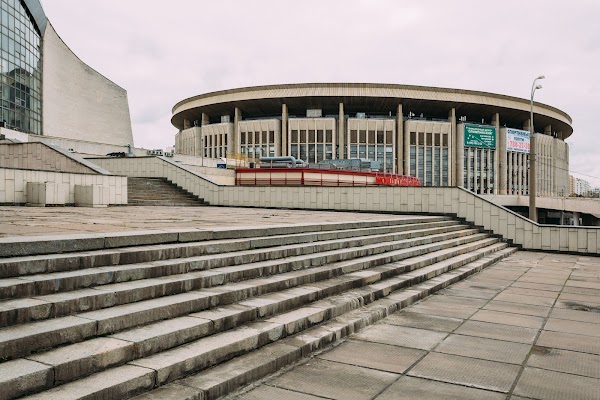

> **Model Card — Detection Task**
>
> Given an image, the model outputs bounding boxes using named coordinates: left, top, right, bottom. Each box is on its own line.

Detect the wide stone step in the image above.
left=0, top=219, right=456, bottom=279
left=13, top=246, right=515, bottom=400
left=0, top=216, right=450, bottom=259
left=0, top=229, right=484, bottom=327
left=0, top=234, right=493, bottom=361
left=0, top=222, right=464, bottom=299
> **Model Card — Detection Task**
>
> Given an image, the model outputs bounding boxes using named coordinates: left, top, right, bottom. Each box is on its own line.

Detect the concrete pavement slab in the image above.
left=454, top=321, right=538, bottom=344
left=549, top=307, right=600, bottom=324
left=565, top=280, right=600, bottom=290
left=418, top=294, right=489, bottom=308
left=503, top=287, right=560, bottom=299
left=407, top=302, right=480, bottom=319
left=469, top=309, right=545, bottom=329
left=514, top=367, right=600, bottom=400
left=558, top=292, right=600, bottom=305
left=544, top=318, right=600, bottom=338
left=318, top=340, right=425, bottom=373
left=352, top=324, right=448, bottom=350
left=536, top=330, right=600, bottom=355
left=527, top=347, right=600, bottom=379
left=510, top=281, right=563, bottom=292
left=482, top=300, right=550, bottom=317
left=374, top=376, right=506, bottom=400
left=268, top=359, right=398, bottom=400
left=492, top=292, right=555, bottom=307
left=516, top=276, right=568, bottom=286
left=407, top=352, right=520, bottom=393
left=562, top=286, right=600, bottom=296
left=435, top=334, right=531, bottom=364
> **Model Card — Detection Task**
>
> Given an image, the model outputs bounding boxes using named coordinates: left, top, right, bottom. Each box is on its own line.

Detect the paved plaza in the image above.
left=233, top=251, right=600, bottom=400
left=0, top=206, right=394, bottom=237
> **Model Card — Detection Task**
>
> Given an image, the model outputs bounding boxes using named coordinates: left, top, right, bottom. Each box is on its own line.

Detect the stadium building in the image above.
left=173, top=83, right=571, bottom=198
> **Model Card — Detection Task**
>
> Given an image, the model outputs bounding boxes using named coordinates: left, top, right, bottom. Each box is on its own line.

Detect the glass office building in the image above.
left=0, top=0, right=42, bottom=134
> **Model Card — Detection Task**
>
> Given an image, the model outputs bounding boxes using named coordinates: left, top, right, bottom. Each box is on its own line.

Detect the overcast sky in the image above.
left=41, top=0, right=600, bottom=186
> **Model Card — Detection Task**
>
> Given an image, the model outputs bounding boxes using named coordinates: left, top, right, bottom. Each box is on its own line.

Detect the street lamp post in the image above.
left=529, top=75, right=545, bottom=222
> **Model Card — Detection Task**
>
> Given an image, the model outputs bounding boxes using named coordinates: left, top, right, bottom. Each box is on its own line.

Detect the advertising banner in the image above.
left=464, top=124, right=496, bottom=149
left=506, top=128, right=530, bottom=153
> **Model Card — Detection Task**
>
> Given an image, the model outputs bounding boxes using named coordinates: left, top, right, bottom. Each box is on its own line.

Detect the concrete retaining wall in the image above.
left=0, top=167, right=127, bottom=205
left=94, top=156, right=600, bottom=254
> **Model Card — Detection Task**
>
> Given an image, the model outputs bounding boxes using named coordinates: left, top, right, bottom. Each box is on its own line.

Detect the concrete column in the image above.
left=338, top=103, right=345, bottom=160
left=281, top=104, right=288, bottom=156
left=523, top=119, right=531, bottom=131
left=193, top=127, right=201, bottom=157
left=403, top=120, right=410, bottom=175
left=492, top=113, right=501, bottom=195
left=455, top=117, right=463, bottom=187
left=234, top=108, right=241, bottom=155
left=183, top=119, right=191, bottom=129
left=396, top=104, right=403, bottom=174
left=449, top=108, right=457, bottom=186
left=201, top=113, right=209, bottom=126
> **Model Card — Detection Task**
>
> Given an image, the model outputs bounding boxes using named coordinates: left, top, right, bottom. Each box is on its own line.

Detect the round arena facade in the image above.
left=172, top=83, right=572, bottom=197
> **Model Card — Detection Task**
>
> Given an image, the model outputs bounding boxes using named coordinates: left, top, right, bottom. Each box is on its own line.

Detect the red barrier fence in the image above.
left=236, top=168, right=421, bottom=187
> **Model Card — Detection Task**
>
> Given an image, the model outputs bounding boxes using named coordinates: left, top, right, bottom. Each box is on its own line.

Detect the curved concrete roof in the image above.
left=23, top=0, right=47, bottom=34
left=172, top=83, right=573, bottom=139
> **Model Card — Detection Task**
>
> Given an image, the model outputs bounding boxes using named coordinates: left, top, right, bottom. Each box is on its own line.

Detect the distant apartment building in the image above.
left=574, top=177, right=591, bottom=196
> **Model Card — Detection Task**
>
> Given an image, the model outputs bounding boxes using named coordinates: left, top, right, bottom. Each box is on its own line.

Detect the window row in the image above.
left=240, top=131, right=275, bottom=145
left=409, top=132, right=449, bottom=147
left=290, top=130, right=334, bottom=143
left=348, top=130, right=393, bottom=144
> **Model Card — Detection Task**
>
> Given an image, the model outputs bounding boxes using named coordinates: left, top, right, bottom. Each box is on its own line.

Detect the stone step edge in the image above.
left=12, top=246, right=514, bottom=400
left=0, top=223, right=467, bottom=300
left=0, top=230, right=487, bottom=328
left=0, top=216, right=452, bottom=258
left=135, top=247, right=518, bottom=400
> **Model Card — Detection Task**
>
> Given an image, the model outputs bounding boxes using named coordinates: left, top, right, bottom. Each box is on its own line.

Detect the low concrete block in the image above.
left=74, top=185, right=108, bottom=207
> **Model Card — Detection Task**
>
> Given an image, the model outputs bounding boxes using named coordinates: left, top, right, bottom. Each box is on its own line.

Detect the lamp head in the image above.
left=538, top=75, right=545, bottom=80
left=536, top=84, right=543, bottom=90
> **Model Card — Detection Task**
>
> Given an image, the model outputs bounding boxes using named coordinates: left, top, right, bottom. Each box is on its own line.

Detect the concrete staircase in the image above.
left=127, top=177, right=207, bottom=206
left=0, top=217, right=516, bottom=400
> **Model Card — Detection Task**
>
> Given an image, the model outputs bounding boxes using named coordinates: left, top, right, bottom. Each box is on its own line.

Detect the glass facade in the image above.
left=0, top=0, right=42, bottom=134
left=409, top=129, right=449, bottom=186
left=464, top=148, right=496, bottom=194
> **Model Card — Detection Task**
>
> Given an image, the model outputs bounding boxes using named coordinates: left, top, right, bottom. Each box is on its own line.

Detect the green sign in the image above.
left=464, top=124, right=496, bottom=149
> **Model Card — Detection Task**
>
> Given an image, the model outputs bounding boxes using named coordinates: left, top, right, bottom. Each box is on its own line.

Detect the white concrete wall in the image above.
left=0, top=168, right=127, bottom=205
left=89, top=157, right=600, bottom=254
left=42, top=23, right=133, bottom=147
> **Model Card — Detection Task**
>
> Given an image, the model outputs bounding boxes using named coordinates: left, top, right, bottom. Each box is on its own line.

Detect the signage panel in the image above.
left=506, top=128, right=530, bottom=153
left=464, top=124, right=496, bottom=149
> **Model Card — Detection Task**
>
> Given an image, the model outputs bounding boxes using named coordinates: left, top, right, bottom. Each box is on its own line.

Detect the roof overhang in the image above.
left=23, top=0, right=47, bottom=34
left=172, top=83, right=573, bottom=139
